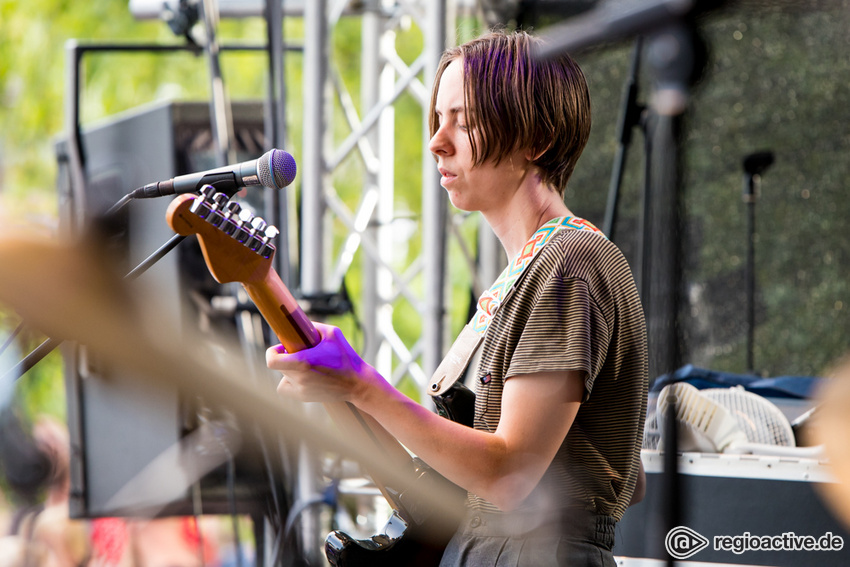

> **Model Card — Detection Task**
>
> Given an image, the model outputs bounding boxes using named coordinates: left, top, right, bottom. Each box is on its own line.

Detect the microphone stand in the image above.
left=537, top=0, right=716, bottom=378
left=603, top=38, right=646, bottom=242
left=643, top=24, right=704, bottom=566
left=198, top=0, right=236, bottom=166
left=742, top=151, right=774, bottom=374
left=643, top=17, right=707, bottom=377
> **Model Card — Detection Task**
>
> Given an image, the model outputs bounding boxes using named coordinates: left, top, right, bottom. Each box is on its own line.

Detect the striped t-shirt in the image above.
left=467, top=227, right=648, bottom=522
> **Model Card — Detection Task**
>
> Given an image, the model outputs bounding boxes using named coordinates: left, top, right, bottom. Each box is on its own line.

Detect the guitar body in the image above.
left=325, top=455, right=467, bottom=567
left=432, top=382, right=475, bottom=428
left=327, top=383, right=474, bottom=566
left=326, top=513, right=447, bottom=567
left=165, top=188, right=468, bottom=566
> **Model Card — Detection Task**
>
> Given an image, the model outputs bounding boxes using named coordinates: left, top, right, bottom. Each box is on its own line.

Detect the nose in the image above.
left=428, top=122, right=451, bottom=157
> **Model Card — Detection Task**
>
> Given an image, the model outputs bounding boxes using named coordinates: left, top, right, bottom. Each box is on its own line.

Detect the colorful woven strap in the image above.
left=470, top=216, right=603, bottom=335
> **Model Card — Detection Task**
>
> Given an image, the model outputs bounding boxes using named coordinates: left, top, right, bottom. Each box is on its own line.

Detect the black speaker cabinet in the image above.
left=55, top=100, right=275, bottom=519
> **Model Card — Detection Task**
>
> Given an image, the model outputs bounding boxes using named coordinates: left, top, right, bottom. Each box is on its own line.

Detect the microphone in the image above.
left=743, top=151, right=775, bottom=176
left=131, top=148, right=297, bottom=199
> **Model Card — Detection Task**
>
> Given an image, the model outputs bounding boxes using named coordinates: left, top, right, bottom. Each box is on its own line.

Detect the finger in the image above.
left=276, top=375, right=294, bottom=396
left=266, top=344, right=290, bottom=369
left=313, top=321, right=341, bottom=339
left=276, top=375, right=317, bottom=403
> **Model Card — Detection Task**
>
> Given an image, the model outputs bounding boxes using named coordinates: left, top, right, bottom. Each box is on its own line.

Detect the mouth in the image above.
left=438, top=167, right=457, bottom=185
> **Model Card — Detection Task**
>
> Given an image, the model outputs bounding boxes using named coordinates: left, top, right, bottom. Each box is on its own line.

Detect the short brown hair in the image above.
left=428, top=30, right=591, bottom=196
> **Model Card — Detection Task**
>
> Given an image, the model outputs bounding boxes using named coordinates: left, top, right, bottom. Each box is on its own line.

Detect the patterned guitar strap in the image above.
left=428, top=216, right=604, bottom=399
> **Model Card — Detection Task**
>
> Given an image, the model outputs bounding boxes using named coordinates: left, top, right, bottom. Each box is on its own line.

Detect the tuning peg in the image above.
left=190, top=199, right=211, bottom=219
left=199, top=185, right=217, bottom=201
left=263, top=225, right=280, bottom=241
left=255, top=224, right=278, bottom=258
left=212, top=192, right=230, bottom=208
left=250, top=217, right=268, bottom=234
left=232, top=208, right=253, bottom=244
left=206, top=192, right=230, bottom=228
left=190, top=185, right=217, bottom=219
left=245, top=217, right=267, bottom=253
left=220, top=201, right=241, bottom=237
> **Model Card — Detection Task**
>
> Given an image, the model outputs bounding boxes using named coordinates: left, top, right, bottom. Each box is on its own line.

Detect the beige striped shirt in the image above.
left=467, top=228, right=648, bottom=521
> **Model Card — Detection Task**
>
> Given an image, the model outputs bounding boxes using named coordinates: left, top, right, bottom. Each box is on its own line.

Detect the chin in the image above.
left=449, top=200, right=475, bottom=213
left=446, top=192, right=476, bottom=213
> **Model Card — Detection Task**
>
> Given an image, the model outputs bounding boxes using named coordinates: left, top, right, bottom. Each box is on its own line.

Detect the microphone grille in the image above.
left=258, top=149, right=297, bottom=190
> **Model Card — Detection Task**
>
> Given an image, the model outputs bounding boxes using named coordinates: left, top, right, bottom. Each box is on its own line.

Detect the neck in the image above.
left=485, top=183, right=573, bottom=260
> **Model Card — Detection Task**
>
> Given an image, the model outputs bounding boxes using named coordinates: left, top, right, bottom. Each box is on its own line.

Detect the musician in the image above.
left=268, top=29, right=647, bottom=566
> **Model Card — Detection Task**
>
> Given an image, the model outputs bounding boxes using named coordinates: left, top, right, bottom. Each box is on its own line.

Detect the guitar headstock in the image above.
left=166, top=186, right=280, bottom=285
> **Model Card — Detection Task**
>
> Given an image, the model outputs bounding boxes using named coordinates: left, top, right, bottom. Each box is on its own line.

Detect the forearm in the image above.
left=268, top=325, right=579, bottom=511
left=351, top=368, right=565, bottom=511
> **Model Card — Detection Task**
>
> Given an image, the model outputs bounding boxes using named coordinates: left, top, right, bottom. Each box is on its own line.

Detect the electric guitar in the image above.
left=165, top=187, right=465, bottom=566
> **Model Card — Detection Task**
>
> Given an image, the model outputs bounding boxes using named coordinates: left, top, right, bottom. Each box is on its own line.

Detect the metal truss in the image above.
left=299, top=0, right=488, bottom=400
left=294, top=3, right=501, bottom=561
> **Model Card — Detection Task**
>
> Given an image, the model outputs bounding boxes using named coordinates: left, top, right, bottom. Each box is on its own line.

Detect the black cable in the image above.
left=275, top=486, right=336, bottom=567
left=339, top=278, right=363, bottom=349
left=257, top=428, right=283, bottom=526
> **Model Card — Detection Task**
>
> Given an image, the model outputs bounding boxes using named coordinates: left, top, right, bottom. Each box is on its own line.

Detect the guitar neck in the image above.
left=241, top=269, right=415, bottom=507
left=165, top=191, right=417, bottom=514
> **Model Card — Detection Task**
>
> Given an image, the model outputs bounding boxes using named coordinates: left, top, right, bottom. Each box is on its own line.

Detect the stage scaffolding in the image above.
left=300, top=0, right=451, bottom=397
left=292, top=0, right=502, bottom=399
